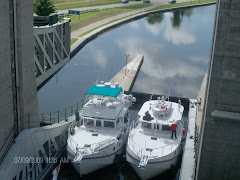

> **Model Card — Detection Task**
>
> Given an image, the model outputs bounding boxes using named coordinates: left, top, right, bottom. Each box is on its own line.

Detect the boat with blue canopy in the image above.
left=67, top=81, right=136, bottom=177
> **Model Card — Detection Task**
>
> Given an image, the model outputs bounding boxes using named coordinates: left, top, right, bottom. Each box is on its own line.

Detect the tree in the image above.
left=34, top=0, right=56, bottom=16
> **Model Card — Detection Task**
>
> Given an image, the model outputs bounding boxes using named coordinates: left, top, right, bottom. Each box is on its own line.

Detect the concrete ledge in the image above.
left=179, top=99, right=197, bottom=180
left=110, top=54, right=144, bottom=93
left=70, top=2, right=216, bottom=58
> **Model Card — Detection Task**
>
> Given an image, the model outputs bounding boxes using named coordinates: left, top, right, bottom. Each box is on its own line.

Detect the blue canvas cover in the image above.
left=86, top=85, right=122, bottom=98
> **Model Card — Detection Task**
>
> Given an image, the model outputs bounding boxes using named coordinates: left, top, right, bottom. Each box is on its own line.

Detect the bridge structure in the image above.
left=33, top=16, right=71, bottom=88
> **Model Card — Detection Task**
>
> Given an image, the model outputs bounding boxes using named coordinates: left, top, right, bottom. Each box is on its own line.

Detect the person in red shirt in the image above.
left=170, top=121, right=177, bottom=139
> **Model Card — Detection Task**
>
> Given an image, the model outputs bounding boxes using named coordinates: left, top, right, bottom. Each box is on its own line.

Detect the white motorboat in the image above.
left=126, top=96, right=184, bottom=180
left=67, top=81, right=136, bottom=177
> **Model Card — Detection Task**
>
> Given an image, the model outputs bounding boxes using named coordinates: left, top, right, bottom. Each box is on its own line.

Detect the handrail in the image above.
left=0, top=98, right=85, bottom=165
left=128, top=121, right=183, bottom=160
left=68, top=124, right=127, bottom=155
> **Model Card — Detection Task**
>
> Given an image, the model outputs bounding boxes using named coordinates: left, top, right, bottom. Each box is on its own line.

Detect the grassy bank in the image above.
left=145, top=0, right=216, bottom=12
left=64, top=4, right=152, bottom=32
left=71, top=0, right=216, bottom=44
left=71, top=38, right=78, bottom=45
left=55, top=0, right=121, bottom=10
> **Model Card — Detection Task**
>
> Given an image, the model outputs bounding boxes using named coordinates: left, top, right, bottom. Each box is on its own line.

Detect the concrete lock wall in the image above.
left=0, top=0, right=39, bottom=161
left=196, top=0, right=240, bottom=179
left=0, top=0, right=16, bottom=160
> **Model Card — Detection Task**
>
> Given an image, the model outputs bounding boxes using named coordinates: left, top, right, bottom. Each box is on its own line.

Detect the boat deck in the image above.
left=129, top=127, right=179, bottom=158
left=69, top=126, right=119, bottom=152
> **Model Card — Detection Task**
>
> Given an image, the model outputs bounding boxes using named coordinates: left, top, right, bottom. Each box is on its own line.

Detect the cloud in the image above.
left=145, top=21, right=164, bottom=36
left=191, top=56, right=210, bottom=63
left=115, top=35, right=205, bottom=98
left=163, top=12, right=196, bottom=45
left=128, top=21, right=140, bottom=29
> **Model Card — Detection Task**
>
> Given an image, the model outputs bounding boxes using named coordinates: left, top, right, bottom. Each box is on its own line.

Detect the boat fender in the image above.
left=114, top=154, right=120, bottom=164
left=124, top=113, right=130, bottom=123
left=117, top=133, right=122, bottom=140
left=70, top=128, right=75, bottom=135
left=183, top=128, right=185, bottom=134
left=121, top=126, right=127, bottom=133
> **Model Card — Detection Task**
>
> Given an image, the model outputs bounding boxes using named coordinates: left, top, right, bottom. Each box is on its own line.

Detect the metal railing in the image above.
left=128, top=121, right=183, bottom=160
left=68, top=121, right=130, bottom=157
left=0, top=98, right=86, bottom=165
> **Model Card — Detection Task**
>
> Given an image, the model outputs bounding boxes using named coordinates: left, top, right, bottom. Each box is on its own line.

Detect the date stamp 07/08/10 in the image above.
left=14, top=157, right=58, bottom=164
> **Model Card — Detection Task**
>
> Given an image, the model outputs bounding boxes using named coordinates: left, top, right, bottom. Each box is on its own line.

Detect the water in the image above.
left=38, top=5, right=216, bottom=114
left=39, top=5, right=216, bottom=180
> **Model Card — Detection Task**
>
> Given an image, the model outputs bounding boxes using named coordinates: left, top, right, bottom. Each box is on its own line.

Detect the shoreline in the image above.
left=70, top=2, right=216, bottom=58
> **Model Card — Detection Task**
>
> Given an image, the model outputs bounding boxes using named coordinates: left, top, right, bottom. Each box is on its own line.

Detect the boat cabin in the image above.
left=140, top=120, right=172, bottom=132
left=78, top=116, right=126, bottom=129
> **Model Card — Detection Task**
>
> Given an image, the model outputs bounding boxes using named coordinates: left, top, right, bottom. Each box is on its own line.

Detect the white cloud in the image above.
left=128, top=21, right=140, bottom=29
left=164, top=12, right=196, bottom=45
left=145, top=21, right=164, bottom=36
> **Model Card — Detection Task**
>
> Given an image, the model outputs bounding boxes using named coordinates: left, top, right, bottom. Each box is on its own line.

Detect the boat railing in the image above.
left=68, top=124, right=127, bottom=155
left=128, top=121, right=183, bottom=160
left=69, top=135, right=117, bottom=156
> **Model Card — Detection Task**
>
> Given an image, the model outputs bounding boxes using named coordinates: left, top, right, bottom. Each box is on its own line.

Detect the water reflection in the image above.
left=37, top=5, right=216, bottom=114
left=147, top=14, right=164, bottom=25
left=171, top=8, right=193, bottom=29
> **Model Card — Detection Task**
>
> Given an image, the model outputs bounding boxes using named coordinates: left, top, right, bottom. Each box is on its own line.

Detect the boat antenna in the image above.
left=95, top=74, right=101, bottom=85
left=168, top=89, right=170, bottom=101
left=149, top=89, right=154, bottom=100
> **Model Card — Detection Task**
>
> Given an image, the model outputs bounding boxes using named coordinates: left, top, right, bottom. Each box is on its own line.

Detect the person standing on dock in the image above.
left=75, top=108, right=80, bottom=127
left=170, top=121, right=177, bottom=139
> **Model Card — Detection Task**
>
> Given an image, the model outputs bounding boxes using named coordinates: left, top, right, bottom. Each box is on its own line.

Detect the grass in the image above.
left=145, top=0, right=216, bottom=12
left=55, top=0, right=122, bottom=10
left=63, top=4, right=152, bottom=32
left=71, top=38, right=79, bottom=45
left=78, top=12, right=139, bottom=37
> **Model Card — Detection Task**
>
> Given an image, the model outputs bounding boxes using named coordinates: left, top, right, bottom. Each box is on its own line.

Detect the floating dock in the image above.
left=110, top=54, right=144, bottom=93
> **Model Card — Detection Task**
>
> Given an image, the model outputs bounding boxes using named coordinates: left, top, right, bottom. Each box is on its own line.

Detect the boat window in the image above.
left=154, top=124, right=160, bottom=130
left=80, top=119, right=83, bottom=126
left=84, top=119, right=94, bottom=126
left=142, top=122, right=151, bottom=129
left=162, top=125, right=171, bottom=131
left=104, top=121, right=114, bottom=128
left=116, top=118, right=120, bottom=127
left=96, top=120, right=101, bottom=127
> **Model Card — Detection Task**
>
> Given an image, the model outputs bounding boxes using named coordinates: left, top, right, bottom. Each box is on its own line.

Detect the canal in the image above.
left=38, top=4, right=216, bottom=115
left=40, top=4, right=216, bottom=180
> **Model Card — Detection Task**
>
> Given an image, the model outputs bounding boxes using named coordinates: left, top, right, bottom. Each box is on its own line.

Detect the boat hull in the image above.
left=126, top=145, right=181, bottom=180
left=67, top=133, right=128, bottom=177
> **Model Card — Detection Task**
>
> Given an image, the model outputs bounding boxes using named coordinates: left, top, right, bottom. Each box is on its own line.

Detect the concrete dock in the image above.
left=179, top=74, right=208, bottom=180
left=196, top=74, right=208, bottom=133
left=179, top=99, right=197, bottom=180
left=110, top=54, right=144, bottom=93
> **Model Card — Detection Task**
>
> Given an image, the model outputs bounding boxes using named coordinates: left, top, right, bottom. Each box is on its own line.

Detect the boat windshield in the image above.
left=142, top=121, right=151, bottom=129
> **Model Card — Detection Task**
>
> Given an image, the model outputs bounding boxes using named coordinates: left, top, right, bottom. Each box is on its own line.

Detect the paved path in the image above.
left=56, top=1, right=146, bottom=14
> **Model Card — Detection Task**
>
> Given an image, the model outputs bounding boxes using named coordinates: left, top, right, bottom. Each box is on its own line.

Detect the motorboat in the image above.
left=67, top=81, right=136, bottom=177
left=126, top=96, right=184, bottom=179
